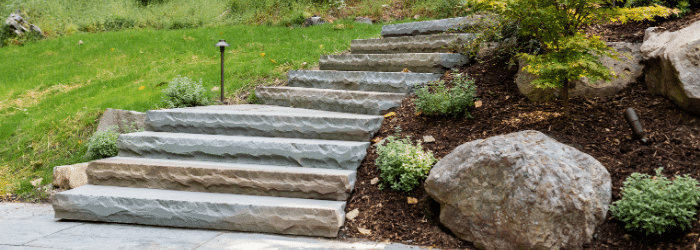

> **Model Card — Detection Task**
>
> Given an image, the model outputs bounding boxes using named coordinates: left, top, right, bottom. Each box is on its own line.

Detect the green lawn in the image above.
left=0, top=22, right=381, bottom=195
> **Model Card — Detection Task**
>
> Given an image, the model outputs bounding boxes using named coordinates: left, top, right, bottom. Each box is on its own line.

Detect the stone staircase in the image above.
left=52, top=16, right=478, bottom=238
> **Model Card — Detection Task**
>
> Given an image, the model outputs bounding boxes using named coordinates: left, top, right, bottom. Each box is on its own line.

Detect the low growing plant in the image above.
left=375, top=135, right=437, bottom=192
left=610, top=168, right=700, bottom=236
left=161, top=76, right=211, bottom=108
left=85, top=127, right=120, bottom=159
left=415, top=72, right=477, bottom=118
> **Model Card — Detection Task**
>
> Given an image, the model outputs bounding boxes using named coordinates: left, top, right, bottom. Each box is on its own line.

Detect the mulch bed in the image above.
left=341, top=10, right=700, bottom=249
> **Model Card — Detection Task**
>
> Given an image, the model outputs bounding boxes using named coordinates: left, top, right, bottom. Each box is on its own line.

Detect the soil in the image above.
left=341, top=10, right=700, bottom=250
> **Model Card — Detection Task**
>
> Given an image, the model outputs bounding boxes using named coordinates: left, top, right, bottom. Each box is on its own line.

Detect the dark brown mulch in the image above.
left=342, top=13, right=700, bottom=249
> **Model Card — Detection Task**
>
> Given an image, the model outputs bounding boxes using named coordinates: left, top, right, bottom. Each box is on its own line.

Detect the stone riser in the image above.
left=288, top=70, right=442, bottom=93
left=52, top=185, right=345, bottom=238
left=146, top=105, right=383, bottom=142
left=256, top=87, right=406, bottom=115
left=381, top=15, right=490, bottom=37
left=319, top=53, right=469, bottom=73
left=351, top=34, right=475, bottom=54
left=117, top=132, right=369, bottom=170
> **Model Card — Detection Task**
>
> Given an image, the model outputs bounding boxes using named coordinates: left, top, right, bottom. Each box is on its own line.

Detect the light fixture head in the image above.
left=215, top=39, right=230, bottom=47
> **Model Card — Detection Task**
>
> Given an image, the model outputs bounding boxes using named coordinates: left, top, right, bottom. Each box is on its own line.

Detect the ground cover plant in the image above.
left=374, top=133, right=437, bottom=192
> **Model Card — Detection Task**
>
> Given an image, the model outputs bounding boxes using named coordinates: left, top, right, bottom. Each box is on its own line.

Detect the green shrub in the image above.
left=623, top=0, right=699, bottom=16
left=610, top=168, right=700, bottom=236
left=86, top=127, right=120, bottom=159
left=104, top=16, right=136, bottom=31
left=375, top=136, right=437, bottom=192
left=161, top=76, right=211, bottom=108
left=415, top=72, right=477, bottom=118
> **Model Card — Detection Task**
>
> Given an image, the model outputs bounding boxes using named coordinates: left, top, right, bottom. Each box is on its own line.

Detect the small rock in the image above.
left=30, top=178, right=43, bottom=187
left=78, top=40, right=83, bottom=45
left=413, top=15, right=420, bottom=20
left=474, top=100, right=483, bottom=108
left=354, top=16, right=372, bottom=24
left=211, top=86, right=220, bottom=91
left=302, top=62, right=308, bottom=67
left=346, top=208, right=359, bottom=221
left=358, top=227, right=372, bottom=235
left=423, top=135, right=436, bottom=143
left=302, top=16, right=325, bottom=27
left=371, top=177, right=379, bottom=185
left=407, top=197, right=418, bottom=204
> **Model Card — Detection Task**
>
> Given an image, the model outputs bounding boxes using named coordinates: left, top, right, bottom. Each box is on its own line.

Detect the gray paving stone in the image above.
left=146, top=105, right=383, bottom=142
left=0, top=202, right=57, bottom=221
left=319, top=53, right=468, bottom=73
left=0, top=220, right=80, bottom=245
left=351, top=34, right=476, bottom=54
left=52, top=185, right=346, bottom=238
left=288, top=70, right=442, bottom=93
left=88, top=157, right=356, bottom=201
left=117, top=132, right=368, bottom=170
left=256, top=87, right=406, bottom=115
left=0, top=245, right=63, bottom=250
left=381, top=15, right=491, bottom=37
left=197, top=232, right=430, bottom=250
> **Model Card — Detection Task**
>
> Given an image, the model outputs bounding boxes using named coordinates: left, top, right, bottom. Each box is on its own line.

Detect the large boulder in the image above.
left=516, top=42, right=643, bottom=102
left=96, top=108, right=146, bottom=133
left=425, top=130, right=611, bottom=250
left=641, top=22, right=700, bottom=116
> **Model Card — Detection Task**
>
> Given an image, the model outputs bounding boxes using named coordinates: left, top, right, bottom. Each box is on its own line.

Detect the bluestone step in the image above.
left=381, top=15, right=491, bottom=37
left=256, top=86, right=406, bottom=115
left=288, top=70, right=442, bottom=93
left=52, top=185, right=345, bottom=237
left=319, top=53, right=469, bottom=73
left=351, top=34, right=476, bottom=54
left=87, top=157, right=356, bottom=201
left=117, top=132, right=368, bottom=170
left=146, top=105, right=383, bottom=142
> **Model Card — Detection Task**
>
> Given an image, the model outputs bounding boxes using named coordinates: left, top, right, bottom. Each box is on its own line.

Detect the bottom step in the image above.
left=52, top=185, right=346, bottom=237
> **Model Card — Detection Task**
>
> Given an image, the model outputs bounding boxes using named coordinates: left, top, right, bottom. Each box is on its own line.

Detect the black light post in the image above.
left=215, top=39, right=230, bottom=103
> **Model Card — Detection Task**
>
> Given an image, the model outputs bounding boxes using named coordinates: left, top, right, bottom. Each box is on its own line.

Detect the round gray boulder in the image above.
left=425, top=130, right=611, bottom=250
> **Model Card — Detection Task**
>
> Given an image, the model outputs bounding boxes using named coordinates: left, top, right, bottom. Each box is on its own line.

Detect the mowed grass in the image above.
left=0, top=22, right=381, bottom=195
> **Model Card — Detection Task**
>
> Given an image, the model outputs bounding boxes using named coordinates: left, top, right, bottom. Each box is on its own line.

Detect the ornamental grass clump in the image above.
left=161, top=76, right=211, bottom=108
left=85, top=127, right=120, bottom=159
left=610, top=168, right=700, bottom=236
left=415, top=72, right=477, bottom=118
left=375, top=136, right=437, bottom=192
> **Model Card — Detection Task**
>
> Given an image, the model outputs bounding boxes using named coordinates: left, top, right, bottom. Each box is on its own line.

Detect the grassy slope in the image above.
left=0, top=22, right=381, bottom=194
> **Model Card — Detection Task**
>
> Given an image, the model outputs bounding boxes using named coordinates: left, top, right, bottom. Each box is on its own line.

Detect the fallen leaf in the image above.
left=370, top=177, right=379, bottom=185
left=346, top=208, right=359, bottom=221
left=260, top=53, right=266, bottom=57
left=384, top=112, right=396, bottom=118
left=423, top=135, right=435, bottom=143
left=474, top=100, right=482, bottom=108
left=211, top=86, right=220, bottom=91
left=78, top=40, right=83, bottom=45
left=139, top=86, right=145, bottom=91
left=402, top=68, right=412, bottom=73
left=358, top=227, right=371, bottom=235
left=110, top=48, right=115, bottom=51
left=371, top=137, right=383, bottom=144
left=407, top=197, right=418, bottom=204
left=269, top=59, right=277, bottom=64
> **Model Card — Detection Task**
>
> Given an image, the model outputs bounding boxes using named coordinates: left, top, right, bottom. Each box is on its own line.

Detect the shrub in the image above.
left=161, top=76, right=211, bottom=108
left=415, top=72, right=477, bottom=118
left=610, top=168, right=700, bottom=236
left=375, top=135, right=437, bottom=192
left=86, top=127, right=120, bottom=159
left=623, top=0, right=699, bottom=16
left=103, top=16, right=136, bottom=31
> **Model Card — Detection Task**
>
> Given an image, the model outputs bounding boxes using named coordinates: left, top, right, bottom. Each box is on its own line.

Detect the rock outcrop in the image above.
left=425, top=130, right=611, bottom=250
left=96, top=108, right=146, bottom=133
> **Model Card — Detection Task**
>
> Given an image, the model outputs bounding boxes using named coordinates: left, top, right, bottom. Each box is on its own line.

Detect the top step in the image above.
left=381, top=15, right=491, bottom=38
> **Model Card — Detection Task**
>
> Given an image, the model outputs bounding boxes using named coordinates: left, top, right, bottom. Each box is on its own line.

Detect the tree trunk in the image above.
left=562, top=78, right=571, bottom=118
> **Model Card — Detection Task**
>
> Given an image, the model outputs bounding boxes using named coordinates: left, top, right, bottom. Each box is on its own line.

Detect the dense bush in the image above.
left=86, top=127, right=120, bottom=159
left=375, top=135, right=437, bottom=192
left=610, top=168, right=700, bottom=236
left=623, top=0, right=699, bottom=16
left=415, top=72, right=477, bottom=117
left=161, top=76, right=211, bottom=108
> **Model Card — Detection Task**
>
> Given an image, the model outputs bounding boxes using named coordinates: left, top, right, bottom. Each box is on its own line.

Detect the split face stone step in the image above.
left=288, top=70, right=442, bottom=93
left=381, top=15, right=492, bottom=37
left=319, top=53, right=469, bottom=73
left=117, top=132, right=369, bottom=170
left=256, top=86, right=406, bottom=115
left=145, top=105, right=383, bottom=142
left=351, top=34, right=476, bottom=54
left=52, top=185, right=345, bottom=237
left=87, top=157, right=357, bottom=201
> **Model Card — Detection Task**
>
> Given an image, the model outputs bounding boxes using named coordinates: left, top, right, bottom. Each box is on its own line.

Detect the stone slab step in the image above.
left=88, top=157, right=356, bottom=201
left=52, top=185, right=345, bottom=237
left=288, top=70, right=442, bottom=93
left=319, top=53, right=469, bottom=73
left=256, top=87, right=406, bottom=115
left=381, top=15, right=491, bottom=37
left=117, top=132, right=368, bottom=170
left=145, top=105, right=382, bottom=142
left=351, top=34, right=476, bottom=54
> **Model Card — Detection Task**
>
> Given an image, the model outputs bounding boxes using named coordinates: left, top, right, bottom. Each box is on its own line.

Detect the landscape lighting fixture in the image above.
left=216, top=39, right=230, bottom=103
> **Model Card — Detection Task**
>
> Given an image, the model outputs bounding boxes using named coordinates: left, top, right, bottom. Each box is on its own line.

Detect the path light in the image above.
left=215, top=39, right=230, bottom=103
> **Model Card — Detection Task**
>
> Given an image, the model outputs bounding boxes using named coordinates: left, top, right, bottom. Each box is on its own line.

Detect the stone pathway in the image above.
left=51, top=16, right=479, bottom=239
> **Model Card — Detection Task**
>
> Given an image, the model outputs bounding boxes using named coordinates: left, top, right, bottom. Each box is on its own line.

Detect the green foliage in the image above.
left=161, top=76, right=211, bottom=108
left=103, top=16, right=136, bottom=31
left=85, top=127, right=120, bottom=159
left=622, top=0, right=697, bottom=16
left=610, top=168, right=700, bottom=236
left=375, top=135, right=437, bottom=192
left=415, top=72, right=477, bottom=117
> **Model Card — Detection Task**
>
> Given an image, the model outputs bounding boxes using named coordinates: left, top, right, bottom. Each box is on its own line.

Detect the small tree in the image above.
left=501, top=0, right=675, bottom=117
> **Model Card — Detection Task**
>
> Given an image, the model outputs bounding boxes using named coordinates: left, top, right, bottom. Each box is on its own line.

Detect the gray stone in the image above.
left=302, top=16, right=324, bottom=27
left=117, top=131, right=369, bottom=170
left=0, top=220, right=80, bottom=246
left=381, top=15, right=492, bottom=37
left=354, top=17, right=373, bottom=24
left=87, top=157, right=356, bottom=201
left=96, top=108, right=147, bottom=133
left=351, top=34, right=475, bottom=54
left=288, top=70, right=442, bottom=93
left=319, top=53, right=469, bottom=73
left=641, top=23, right=700, bottom=116
left=425, top=130, right=611, bottom=250
left=146, top=105, right=383, bottom=142
left=196, top=232, right=430, bottom=250
left=52, top=185, right=346, bottom=237
left=52, top=162, right=89, bottom=189
left=256, top=87, right=406, bottom=115
left=516, top=42, right=644, bottom=102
